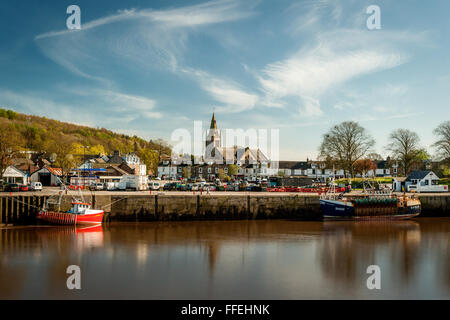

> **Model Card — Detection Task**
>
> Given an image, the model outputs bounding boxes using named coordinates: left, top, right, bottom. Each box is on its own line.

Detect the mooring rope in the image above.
left=100, top=197, right=128, bottom=210
left=2, top=195, right=42, bottom=210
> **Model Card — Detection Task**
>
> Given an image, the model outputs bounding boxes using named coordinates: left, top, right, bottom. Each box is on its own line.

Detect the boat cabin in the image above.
left=71, top=202, right=92, bottom=214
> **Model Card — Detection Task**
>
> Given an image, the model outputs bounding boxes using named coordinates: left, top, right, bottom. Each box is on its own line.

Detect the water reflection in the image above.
left=0, top=219, right=448, bottom=299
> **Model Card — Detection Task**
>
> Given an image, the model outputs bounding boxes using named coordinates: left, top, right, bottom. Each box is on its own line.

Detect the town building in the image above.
left=158, top=113, right=271, bottom=181
left=2, top=166, right=29, bottom=184
left=30, top=166, right=63, bottom=186
left=392, top=170, right=448, bottom=192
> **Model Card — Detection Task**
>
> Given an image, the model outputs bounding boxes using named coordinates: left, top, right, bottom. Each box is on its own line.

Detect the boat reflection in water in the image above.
left=35, top=224, right=105, bottom=252
left=0, top=219, right=449, bottom=299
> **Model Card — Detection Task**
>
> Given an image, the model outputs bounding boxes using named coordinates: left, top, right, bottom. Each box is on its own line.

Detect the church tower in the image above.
left=206, top=112, right=221, bottom=158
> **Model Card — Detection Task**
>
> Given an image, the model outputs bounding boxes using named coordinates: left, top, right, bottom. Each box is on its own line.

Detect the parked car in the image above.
left=90, top=183, right=104, bottom=191
left=163, top=182, right=177, bottom=191
left=191, top=183, right=200, bottom=191
left=204, top=184, right=216, bottom=191
left=148, top=182, right=161, bottom=191
left=30, top=182, right=43, bottom=191
left=105, top=182, right=117, bottom=191
left=19, top=185, right=29, bottom=192
left=5, top=183, right=20, bottom=192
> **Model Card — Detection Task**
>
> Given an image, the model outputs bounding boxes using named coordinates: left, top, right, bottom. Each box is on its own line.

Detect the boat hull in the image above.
left=37, top=210, right=104, bottom=225
left=320, top=199, right=421, bottom=220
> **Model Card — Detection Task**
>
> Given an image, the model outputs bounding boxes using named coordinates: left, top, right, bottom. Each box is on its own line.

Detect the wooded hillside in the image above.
left=0, top=108, right=171, bottom=176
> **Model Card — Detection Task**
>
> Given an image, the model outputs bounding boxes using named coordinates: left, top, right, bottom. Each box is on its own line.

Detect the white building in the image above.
left=2, top=166, right=28, bottom=184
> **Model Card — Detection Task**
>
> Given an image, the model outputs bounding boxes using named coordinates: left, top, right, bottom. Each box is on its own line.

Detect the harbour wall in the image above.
left=0, top=193, right=448, bottom=225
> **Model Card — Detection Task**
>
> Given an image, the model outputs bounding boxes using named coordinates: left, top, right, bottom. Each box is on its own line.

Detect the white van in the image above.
left=148, top=181, right=161, bottom=191
left=30, top=182, right=43, bottom=191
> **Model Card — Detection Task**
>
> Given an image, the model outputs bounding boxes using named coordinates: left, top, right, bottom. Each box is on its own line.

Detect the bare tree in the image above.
left=433, top=120, right=450, bottom=161
left=387, top=129, right=421, bottom=176
left=319, top=121, right=375, bottom=177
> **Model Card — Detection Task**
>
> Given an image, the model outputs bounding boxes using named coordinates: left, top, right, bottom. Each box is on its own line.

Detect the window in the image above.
left=224, top=168, right=228, bottom=173
left=424, top=180, right=429, bottom=185
left=208, top=167, right=212, bottom=173
left=215, top=168, right=219, bottom=174
left=199, top=168, right=202, bottom=173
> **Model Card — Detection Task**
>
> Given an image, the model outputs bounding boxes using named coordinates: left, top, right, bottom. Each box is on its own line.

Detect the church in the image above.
left=158, top=113, right=273, bottom=181
left=204, top=112, right=270, bottom=166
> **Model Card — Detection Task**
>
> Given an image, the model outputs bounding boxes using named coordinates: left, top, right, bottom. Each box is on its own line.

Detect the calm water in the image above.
left=0, top=219, right=449, bottom=299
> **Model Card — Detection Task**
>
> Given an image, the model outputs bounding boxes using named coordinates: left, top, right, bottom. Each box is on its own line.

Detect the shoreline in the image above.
left=0, top=192, right=449, bottom=225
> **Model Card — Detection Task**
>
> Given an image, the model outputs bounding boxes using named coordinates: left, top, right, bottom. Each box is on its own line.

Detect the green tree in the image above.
left=182, top=166, right=192, bottom=179
left=218, top=168, right=226, bottom=181
left=227, top=164, right=238, bottom=178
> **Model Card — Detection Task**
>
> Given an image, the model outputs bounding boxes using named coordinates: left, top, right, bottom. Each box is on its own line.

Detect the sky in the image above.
left=0, top=0, right=449, bottom=160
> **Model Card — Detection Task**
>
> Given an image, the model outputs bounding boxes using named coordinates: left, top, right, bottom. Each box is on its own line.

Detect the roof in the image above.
left=47, top=167, right=63, bottom=176
left=406, top=170, right=432, bottom=181
left=278, top=161, right=299, bottom=169
left=278, top=161, right=311, bottom=170
left=31, top=166, right=63, bottom=176
left=375, top=160, right=387, bottom=169
left=2, top=165, right=27, bottom=177
left=210, top=112, right=217, bottom=129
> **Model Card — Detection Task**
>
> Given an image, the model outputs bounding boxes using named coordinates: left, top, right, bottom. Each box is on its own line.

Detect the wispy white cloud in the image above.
left=0, top=87, right=163, bottom=129
left=258, top=36, right=406, bottom=116
left=34, top=0, right=260, bottom=111
left=0, top=89, right=95, bottom=126
left=182, top=68, right=259, bottom=113
left=36, top=0, right=257, bottom=40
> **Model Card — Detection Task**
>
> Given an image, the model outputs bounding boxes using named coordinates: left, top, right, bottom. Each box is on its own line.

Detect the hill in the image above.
left=0, top=108, right=171, bottom=176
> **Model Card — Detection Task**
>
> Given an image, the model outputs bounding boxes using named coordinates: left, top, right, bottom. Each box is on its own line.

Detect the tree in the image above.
left=367, top=153, right=383, bottom=161
left=433, top=121, right=450, bottom=161
left=0, top=122, right=24, bottom=178
left=182, top=166, right=191, bottom=179
left=48, top=137, right=76, bottom=181
left=218, top=168, right=226, bottom=181
left=354, top=159, right=377, bottom=177
left=71, top=143, right=105, bottom=156
left=387, top=129, right=421, bottom=176
left=319, top=121, right=375, bottom=177
left=227, top=164, right=238, bottom=178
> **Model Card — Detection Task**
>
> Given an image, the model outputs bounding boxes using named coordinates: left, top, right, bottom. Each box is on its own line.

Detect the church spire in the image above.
left=210, top=112, right=217, bottom=129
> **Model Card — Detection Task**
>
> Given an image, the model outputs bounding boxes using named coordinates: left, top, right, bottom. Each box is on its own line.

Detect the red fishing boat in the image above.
left=37, top=190, right=104, bottom=226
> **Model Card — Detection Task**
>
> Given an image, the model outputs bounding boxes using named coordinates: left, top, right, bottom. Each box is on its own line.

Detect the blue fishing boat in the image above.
left=319, top=177, right=421, bottom=220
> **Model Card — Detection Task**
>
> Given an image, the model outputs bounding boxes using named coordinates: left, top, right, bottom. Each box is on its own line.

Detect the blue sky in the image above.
left=0, top=0, right=449, bottom=160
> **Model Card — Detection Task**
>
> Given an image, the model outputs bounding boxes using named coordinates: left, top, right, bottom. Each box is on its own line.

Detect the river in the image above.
left=0, top=218, right=449, bottom=299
